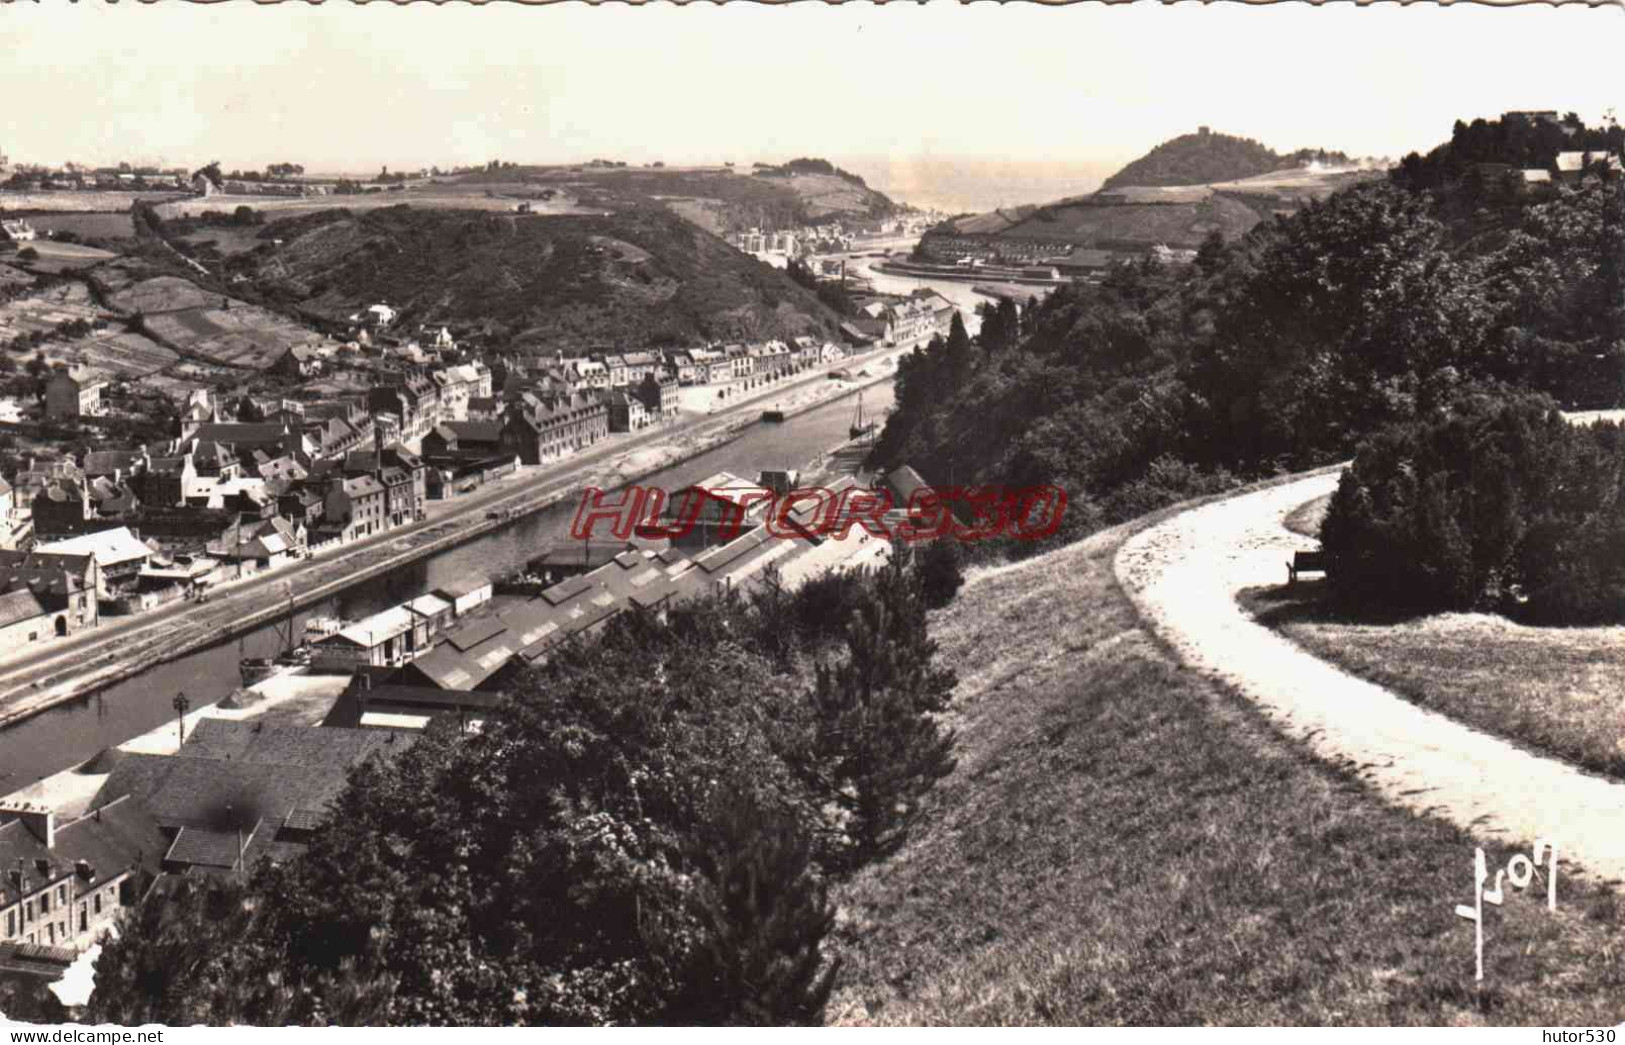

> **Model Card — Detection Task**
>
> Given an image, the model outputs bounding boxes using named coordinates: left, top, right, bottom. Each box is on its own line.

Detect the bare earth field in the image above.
left=831, top=481, right=1625, bottom=1025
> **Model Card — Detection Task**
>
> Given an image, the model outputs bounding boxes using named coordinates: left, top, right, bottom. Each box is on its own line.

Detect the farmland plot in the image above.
left=108, top=275, right=223, bottom=315
left=0, top=190, right=183, bottom=212
left=0, top=285, right=103, bottom=340
left=16, top=212, right=138, bottom=241
left=53, top=330, right=177, bottom=378
left=144, top=303, right=314, bottom=369
left=15, top=240, right=119, bottom=273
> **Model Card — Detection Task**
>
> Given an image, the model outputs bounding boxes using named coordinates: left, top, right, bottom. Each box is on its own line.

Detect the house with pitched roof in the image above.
left=44, top=369, right=106, bottom=420
left=0, top=797, right=166, bottom=951
left=85, top=720, right=416, bottom=877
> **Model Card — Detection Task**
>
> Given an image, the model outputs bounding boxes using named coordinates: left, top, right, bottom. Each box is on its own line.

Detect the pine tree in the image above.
left=943, top=311, right=972, bottom=385
left=804, top=555, right=957, bottom=868
left=674, top=789, right=838, bottom=1026
left=918, top=537, right=965, bottom=609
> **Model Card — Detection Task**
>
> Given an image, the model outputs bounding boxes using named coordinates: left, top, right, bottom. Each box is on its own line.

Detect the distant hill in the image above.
left=446, top=158, right=898, bottom=237
left=242, top=204, right=847, bottom=353
left=921, top=165, right=1381, bottom=260
left=1102, top=129, right=1351, bottom=191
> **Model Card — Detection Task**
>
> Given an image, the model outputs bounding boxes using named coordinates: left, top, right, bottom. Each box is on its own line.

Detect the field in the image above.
left=829, top=491, right=1625, bottom=1025
left=12, top=240, right=120, bottom=273
left=154, top=187, right=604, bottom=222
left=10, top=212, right=138, bottom=242
left=0, top=283, right=102, bottom=340
left=51, top=330, right=177, bottom=379
left=172, top=225, right=274, bottom=258
left=143, top=303, right=312, bottom=369
left=107, top=274, right=225, bottom=315
left=0, top=263, right=33, bottom=289
left=0, top=190, right=183, bottom=212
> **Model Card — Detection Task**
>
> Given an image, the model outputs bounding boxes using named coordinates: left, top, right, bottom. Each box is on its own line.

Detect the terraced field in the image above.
left=107, top=275, right=226, bottom=315
left=142, top=303, right=313, bottom=369
left=55, top=331, right=178, bottom=378
left=0, top=283, right=102, bottom=340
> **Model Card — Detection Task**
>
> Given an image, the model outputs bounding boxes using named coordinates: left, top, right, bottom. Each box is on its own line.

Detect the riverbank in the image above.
left=874, top=259, right=1072, bottom=287
left=1, top=668, right=349, bottom=816
left=0, top=349, right=908, bottom=732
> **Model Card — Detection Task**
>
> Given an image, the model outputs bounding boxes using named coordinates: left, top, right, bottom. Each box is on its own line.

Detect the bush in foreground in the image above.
left=1321, top=392, right=1625, bottom=623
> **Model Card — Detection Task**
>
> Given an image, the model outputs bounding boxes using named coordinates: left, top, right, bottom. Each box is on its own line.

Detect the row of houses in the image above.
left=336, top=468, right=920, bottom=700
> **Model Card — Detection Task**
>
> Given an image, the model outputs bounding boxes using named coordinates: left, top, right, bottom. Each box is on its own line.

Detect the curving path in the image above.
left=1115, top=470, right=1625, bottom=884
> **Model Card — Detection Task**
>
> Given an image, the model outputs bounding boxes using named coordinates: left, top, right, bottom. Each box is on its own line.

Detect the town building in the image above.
left=0, top=797, right=166, bottom=952
left=607, top=390, right=650, bottom=433
left=368, top=372, right=441, bottom=444
left=44, top=369, right=106, bottom=421
left=502, top=391, right=609, bottom=465
left=270, top=345, right=321, bottom=379
left=632, top=372, right=680, bottom=421
left=1555, top=150, right=1625, bottom=183
left=86, top=720, right=417, bottom=876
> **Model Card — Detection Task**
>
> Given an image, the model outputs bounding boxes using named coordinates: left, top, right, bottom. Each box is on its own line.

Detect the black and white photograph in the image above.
left=0, top=0, right=1623, bottom=1029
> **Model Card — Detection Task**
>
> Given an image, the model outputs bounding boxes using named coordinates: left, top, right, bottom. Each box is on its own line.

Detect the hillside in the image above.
left=1101, top=129, right=1350, bottom=190
left=922, top=166, right=1378, bottom=258
left=827, top=493, right=1625, bottom=1025
left=242, top=204, right=848, bottom=352
left=446, top=159, right=899, bottom=236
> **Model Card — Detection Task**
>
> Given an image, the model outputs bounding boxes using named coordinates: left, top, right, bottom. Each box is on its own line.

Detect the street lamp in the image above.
left=173, top=691, right=191, bottom=749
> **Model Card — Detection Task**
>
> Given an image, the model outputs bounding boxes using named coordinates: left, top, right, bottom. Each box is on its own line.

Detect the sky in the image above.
left=3, top=1, right=1622, bottom=196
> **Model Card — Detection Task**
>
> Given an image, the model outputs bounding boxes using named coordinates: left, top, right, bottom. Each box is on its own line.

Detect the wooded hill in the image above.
left=872, top=117, right=1623, bottom=557
left=240, top=204, right=847, bottom=353
left=1101, top=129, right=1352, bottom=190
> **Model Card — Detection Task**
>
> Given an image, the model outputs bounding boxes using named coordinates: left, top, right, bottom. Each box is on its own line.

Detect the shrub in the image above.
left=917, top=537, right=965, bottom=608
left=1320, top=392, right=1625, bottom=623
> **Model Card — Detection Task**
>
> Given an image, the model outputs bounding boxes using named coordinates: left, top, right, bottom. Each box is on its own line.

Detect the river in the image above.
left=0, top=379, right=897, bottom=793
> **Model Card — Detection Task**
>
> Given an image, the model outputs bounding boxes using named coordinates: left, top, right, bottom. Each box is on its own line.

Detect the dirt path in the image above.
left=1115, top=470, right=1625, bottom=885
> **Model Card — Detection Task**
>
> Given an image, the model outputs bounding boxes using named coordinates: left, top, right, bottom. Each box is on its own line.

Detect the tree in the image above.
left=917, top=537, right=965, bottom=608
left=672, top=789, right=838, bottom=1025
left=943, top=310, right=971, bottom=384
left=801, top=555, right=957, bottom=868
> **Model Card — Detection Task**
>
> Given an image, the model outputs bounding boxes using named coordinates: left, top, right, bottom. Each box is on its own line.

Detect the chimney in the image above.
left=1, top=802, right=55, bottom=849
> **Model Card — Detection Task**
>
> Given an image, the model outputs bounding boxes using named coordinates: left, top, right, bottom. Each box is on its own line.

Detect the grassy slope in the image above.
left=257, top=205, right=846, bottom=352
left=473, top=165, right=898, bottom=231
left=830, top=494, right=1625, bottom=1025
left=1243, top=585, right=1625, bottom=783
left=1264, top=488, right=1625, bottom=783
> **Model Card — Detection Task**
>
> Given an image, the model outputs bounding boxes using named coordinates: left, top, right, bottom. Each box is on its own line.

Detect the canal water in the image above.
left=0, top=379, right=897, bottom=792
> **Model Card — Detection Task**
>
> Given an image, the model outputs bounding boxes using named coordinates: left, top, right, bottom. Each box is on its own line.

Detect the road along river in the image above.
left=0, top=379, right=896, bottom=793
